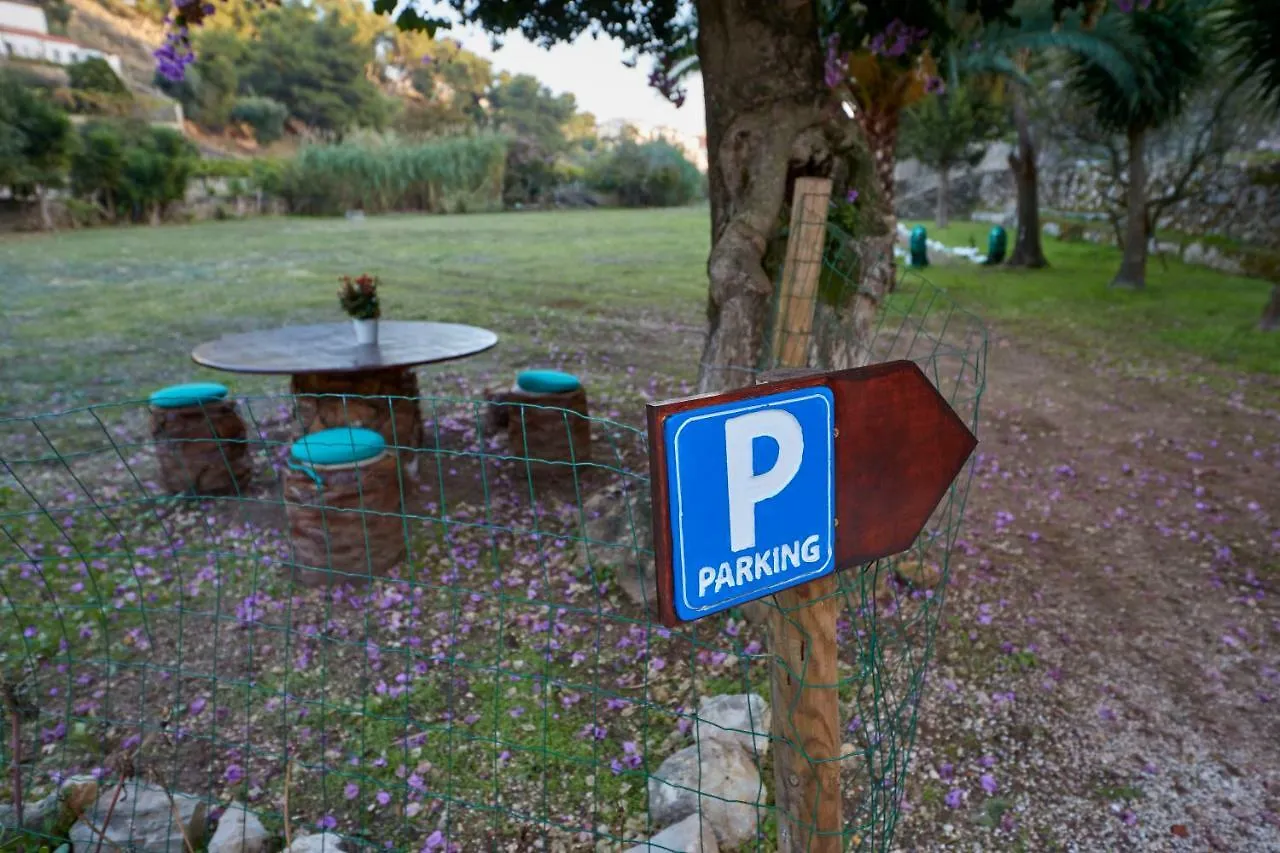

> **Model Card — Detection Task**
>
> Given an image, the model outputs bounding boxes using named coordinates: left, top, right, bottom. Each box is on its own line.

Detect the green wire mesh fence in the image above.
left=1, top=228, right=985, bottom=853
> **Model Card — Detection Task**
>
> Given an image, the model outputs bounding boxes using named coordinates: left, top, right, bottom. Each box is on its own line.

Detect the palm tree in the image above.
left=1218, top=0, right=1280, bottom=329
left=964, top=4, right=1142, bottom=268
left=1068, top=0, right=1209, bottom=289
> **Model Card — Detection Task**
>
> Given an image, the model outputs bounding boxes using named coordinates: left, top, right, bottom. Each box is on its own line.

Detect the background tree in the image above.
left=71, top=121, right=198, bottom=224
left=964, top=3, right=1142, bottom=268
left=1068, top=0, right=1209, bottom=289
left=1218, top=0, right=1280, bottom=329
left=487, top=73, right=580, bottom=205
left=1048, top=76, right=1265, bottom=256
left=898, top=80, right=1006, bottom=228
left=0, top=72, right=75, bottom=230
left=239, top=4, right=390, bottom=137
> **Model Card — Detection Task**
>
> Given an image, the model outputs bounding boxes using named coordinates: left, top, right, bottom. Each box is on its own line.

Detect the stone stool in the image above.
left=284, top=427, right=406, bottom=584
left=503, top=369, right=591, bottom=465
left=149, top=382, right=252, bottom=495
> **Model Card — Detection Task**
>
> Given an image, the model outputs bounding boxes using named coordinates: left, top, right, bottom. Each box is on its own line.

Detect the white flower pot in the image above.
left=352, top=319, right=379, bottom=345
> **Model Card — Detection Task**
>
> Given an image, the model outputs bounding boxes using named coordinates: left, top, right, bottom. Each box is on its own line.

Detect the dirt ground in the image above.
left=895, top=331, right=1280, bottom=851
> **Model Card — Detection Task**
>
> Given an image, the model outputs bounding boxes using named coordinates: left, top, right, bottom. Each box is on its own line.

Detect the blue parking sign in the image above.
left=662, top=387, right=836, bottom=621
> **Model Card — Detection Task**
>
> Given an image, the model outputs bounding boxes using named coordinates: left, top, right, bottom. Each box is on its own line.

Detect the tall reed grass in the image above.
left=281, top=133, right=507, bottom=215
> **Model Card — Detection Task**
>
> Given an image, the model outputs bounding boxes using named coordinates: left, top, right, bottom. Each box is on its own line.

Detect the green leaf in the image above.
left=395, top=7, right=442, bottom=34
left=371, top=0, right=396, bottom=16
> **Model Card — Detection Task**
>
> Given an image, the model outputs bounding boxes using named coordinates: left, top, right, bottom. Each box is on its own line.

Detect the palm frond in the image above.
left=1219, top=0, right=1280, bottom=109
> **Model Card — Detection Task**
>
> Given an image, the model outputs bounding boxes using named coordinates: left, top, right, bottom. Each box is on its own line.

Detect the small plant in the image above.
left=338, top=274, right=380, bottom=320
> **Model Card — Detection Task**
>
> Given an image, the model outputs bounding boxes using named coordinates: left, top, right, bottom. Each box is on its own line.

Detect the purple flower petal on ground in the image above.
left=944, top=789, right=964, bottom=808
left=375, top=790, right=391, bottom=807
left=980, top=774, right=998, bottom=795
left=224, top=764, right=243, bottom=784
left=344, top=782, right=359, bottom=800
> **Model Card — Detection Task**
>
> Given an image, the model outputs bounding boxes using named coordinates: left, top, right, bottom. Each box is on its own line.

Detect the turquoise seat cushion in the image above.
left=150, top=382, right=229, bottom=409
left=516, top=369, right=581, bottom=394
left=290, top=427, right=386, bottom=467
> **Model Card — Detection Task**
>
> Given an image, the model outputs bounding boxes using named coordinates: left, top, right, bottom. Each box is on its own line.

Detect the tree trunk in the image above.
left=935, top=165, right=950, bottom=230
left=1261, top=284, right=1280, bottom=332
left=1112, top=126, right=1148, bottom=289
left=859, top=111, right=901, bottom=295
left=36, top=186, right=54, bottom=231
left=1006, top=90, right=1047, bottom=269
left=694, top=0, right=861, bottom=392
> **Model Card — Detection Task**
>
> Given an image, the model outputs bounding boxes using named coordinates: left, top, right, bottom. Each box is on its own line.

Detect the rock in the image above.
left=893, top=556, right=942, bottom=590
left=623, top=814, right=719, bottom=853
left=69, top=781, right=207, bottom=853
left=286, top=832, right=350, bottom=853
left=0, top=795, right=58, bottom=832
left=649, top=739, right=766, bottom=849
left=208, top=803, right=268, bottom=853
left=577, top=480, right=654, bottom=609
left=1041, top=222, right=1061, bottom=238
left=1, top=776, right=98, bottom=833
left=695, top=694, right=771, bottom=760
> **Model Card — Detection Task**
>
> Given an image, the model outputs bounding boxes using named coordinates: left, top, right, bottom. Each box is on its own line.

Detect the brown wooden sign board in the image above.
left=646, top=359, right=977, bottom=628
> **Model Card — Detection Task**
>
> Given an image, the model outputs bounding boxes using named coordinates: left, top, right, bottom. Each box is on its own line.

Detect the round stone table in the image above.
left=192, top=321, right=498, bottom=453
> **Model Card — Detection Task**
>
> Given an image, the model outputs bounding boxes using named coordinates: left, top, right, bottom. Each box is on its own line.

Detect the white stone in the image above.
left=69, top=782, right=207, bottom=853
left=649, top=739, right=766, bottom=849
left=1042, top=222, right=1061, bottom=238
left=623, top=814, right=719, bottom=853
left=208, top=803, right=268, bottom=853
left=286, top=832, right=350, bottom=853
left=694, top=694, right=770, bottom=760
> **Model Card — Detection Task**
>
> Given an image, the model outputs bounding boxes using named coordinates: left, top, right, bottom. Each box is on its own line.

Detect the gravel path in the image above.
left=895, top=334, right=1280, bottom=851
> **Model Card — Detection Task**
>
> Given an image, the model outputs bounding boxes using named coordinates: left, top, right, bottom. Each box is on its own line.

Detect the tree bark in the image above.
left=1261, top=284, right=1280, bottom=332
left=36, top=186, right=54, bottom=231
left=935, top=165, right=950, bottom=230
left=859, top=111, right=901, bottom=296
left=1006, top=90, right=1047, bottom=269
left=694, top=0, right=861, bottom=392
left=1112, top=126, right=1148, bottom=289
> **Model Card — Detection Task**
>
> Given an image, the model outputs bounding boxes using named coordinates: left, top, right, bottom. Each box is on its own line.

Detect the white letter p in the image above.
left=724, top=409, right=803, bottom=553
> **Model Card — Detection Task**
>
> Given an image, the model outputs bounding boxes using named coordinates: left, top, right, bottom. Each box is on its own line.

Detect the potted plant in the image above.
left=338, top=274, right=381, bottom=344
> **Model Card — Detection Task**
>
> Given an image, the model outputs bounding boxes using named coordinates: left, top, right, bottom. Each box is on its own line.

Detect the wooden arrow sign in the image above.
left=647, top=359, right=977, bottom=627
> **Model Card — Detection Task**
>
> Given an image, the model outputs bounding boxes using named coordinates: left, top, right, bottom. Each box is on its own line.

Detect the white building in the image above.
left=0, top=0, right=123, bottom=75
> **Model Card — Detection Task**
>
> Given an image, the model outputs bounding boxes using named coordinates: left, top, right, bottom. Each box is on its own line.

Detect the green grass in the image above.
left=0, top=209, right=711, bottom=413
left=904, top=219, right=1280, bottom=375
left=5, top=210, right=1273, bottom=419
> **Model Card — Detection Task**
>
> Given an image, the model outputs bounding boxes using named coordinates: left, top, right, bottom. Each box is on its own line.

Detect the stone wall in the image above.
left=897, top=142, right=1280, bottom=250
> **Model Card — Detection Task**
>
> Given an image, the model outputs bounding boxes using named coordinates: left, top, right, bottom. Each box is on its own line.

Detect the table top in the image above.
left=191, top=321, right=499, bottom=375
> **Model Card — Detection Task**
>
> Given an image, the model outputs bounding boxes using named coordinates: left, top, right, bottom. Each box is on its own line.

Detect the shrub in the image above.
left=230, top=96, right=288, bottom=145
left=70, top=120, right=198, bottom=223
left=68, top=58, right=128, bottom=95
left=586, top=138, right=702, bottom=208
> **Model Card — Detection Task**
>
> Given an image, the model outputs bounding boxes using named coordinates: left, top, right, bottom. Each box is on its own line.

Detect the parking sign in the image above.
left=661, top=387, right=835, bottom=621
left=647, top=362, right=978, bottom=626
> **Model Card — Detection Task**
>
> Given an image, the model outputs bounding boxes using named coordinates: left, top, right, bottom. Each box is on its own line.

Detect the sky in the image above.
left=447, top=23, right=706, bottom=143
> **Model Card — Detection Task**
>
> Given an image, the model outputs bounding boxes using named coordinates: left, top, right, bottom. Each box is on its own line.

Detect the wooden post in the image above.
left=765, top=177, right=843, bottom=853
left=771, top=178, right=833, bottom=367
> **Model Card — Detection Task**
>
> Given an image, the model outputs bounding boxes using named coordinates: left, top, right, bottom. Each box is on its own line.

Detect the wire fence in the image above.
left=1, top=225, right=986, bottom=853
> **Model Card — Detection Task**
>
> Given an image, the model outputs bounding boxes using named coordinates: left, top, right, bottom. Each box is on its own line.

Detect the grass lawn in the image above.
left=903, top=219, right=1280, bottom=376
left=0, top=208, right=711, bottom=414
left=3, top=210, right=1274, bottom=417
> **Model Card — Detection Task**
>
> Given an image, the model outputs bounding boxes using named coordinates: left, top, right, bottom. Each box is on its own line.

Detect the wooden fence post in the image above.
left=765, top=177, right=843, bottom=853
